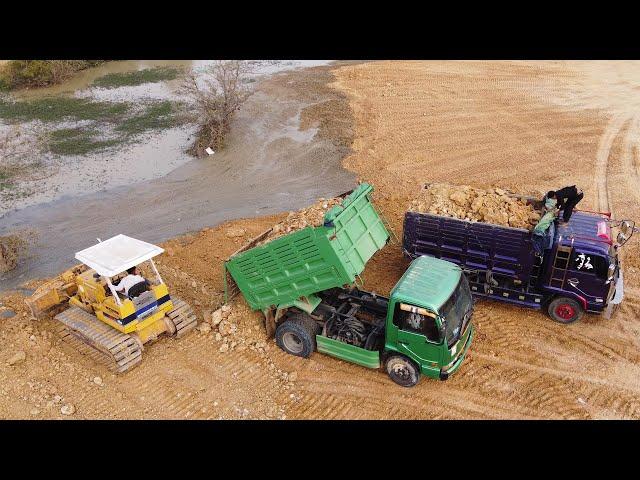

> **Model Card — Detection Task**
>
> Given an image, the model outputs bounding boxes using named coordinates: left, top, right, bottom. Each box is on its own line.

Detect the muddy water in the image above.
left=2, top=61, right=333, bottom=214
left=14, top=60, right=331, bottom=100
left=0, top=65, right=356, bottom=289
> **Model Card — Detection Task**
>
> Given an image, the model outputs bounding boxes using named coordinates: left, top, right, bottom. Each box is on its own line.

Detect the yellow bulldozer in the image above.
left=26, top=234, right=197, bottom=373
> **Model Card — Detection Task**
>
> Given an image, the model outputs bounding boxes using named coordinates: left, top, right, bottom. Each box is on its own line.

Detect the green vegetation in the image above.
left=0, top=60, right=106, bottom=90
left=41, top=101, right=187, bottom=156
left=0, top=169, right=13, bottom=191
left=0, top=96, right=130, bottom=123
left=92, top=67, right=182, bottom=89
left=115, top=101, right=185, bottom=135
left=47, top=127, right=120, bottom=156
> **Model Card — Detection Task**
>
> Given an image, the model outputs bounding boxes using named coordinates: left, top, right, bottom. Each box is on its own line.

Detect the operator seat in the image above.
left=127, top=280, right=150, bottom=299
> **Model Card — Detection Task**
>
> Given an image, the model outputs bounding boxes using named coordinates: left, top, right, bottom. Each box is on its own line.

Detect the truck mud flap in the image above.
left=316, top=335, right=381, bottom=369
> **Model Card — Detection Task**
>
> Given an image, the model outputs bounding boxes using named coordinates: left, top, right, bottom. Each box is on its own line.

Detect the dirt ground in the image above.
left=2, top=60, right=640, bottom=419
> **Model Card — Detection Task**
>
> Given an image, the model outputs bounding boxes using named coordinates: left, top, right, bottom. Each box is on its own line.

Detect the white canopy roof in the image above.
left=75, top=234, right=164, bottom=277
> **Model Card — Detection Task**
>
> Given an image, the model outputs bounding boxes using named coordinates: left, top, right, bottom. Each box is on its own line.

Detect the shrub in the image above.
left=0, top=60, right=106, bottom=90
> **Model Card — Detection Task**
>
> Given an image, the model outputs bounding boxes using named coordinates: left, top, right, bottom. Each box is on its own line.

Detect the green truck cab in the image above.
left=225, top=183, right=474, bottom=387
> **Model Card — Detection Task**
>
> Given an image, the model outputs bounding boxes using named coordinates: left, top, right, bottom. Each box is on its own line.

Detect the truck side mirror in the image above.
left=606, top=263, right=616, bottom=283
left=616, top=232, right=628, bottom=246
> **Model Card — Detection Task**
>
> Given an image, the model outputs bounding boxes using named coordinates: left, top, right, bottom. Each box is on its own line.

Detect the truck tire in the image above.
left=275, top=314, right=320, bottom=358
left=548, top=297, right=584, bottom=324
left=385, top=354, right=420, bottom=387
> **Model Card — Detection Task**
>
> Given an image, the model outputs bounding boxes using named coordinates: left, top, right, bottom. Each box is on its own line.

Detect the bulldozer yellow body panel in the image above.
left=136, top=314, right=172, bottom=344
left=91, top=283, right=173, bottom=338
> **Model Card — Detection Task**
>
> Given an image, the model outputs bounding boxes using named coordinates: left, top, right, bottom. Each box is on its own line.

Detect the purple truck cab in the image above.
left=402, top=205, right=631, bottom=324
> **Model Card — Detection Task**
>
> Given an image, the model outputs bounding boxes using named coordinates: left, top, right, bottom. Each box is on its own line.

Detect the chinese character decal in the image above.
left=575, top=253, right=593, bottom=270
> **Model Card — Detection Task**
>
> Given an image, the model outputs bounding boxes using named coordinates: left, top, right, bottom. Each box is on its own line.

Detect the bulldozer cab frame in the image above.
left=74, top=234, right=166, bottom=307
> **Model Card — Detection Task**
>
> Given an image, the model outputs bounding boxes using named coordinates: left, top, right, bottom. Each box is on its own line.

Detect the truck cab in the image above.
left=384, top=255, right=474, bottom=382
left=542, top=211, right=625, bottom=321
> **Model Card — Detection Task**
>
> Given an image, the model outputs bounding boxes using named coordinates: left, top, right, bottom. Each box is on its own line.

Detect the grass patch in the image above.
left=0, top=170, right=13, bottom=191
left=0, top=166, right=19, bottom=191
left=49, top=136, right=120, bottom=156
left=47, top=127, right=121, bottom=155
left=44, top=100, right=187, bottom=155
left=114, top=101, right=185, bottom=135
left=0, top=96, right=130, bottom=123
left=92, top=67, right=182, bottom=89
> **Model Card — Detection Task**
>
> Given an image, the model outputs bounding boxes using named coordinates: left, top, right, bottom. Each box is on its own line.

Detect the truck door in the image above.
left=565, top=250, right=609, bottom=308
left=392, top=303, right=443, bottom=370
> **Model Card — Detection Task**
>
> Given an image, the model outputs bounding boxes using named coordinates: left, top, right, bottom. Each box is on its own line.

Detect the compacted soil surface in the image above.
left=2, top=60, right=640, bottom=419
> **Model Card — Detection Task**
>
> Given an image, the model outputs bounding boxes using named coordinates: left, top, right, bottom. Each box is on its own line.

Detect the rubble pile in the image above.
left=204, top=299, right=299, bottom=394
left=409, top=183, right=541, bottom=229
left=257, top=196, right=344, bottom=246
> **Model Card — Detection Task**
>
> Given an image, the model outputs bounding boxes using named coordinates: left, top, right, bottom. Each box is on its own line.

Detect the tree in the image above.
left=180, top=61, right=254, bottom=157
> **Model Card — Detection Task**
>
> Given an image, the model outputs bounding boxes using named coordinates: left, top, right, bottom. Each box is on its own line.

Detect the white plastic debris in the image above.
left=205, top=147, right=215, bottom=155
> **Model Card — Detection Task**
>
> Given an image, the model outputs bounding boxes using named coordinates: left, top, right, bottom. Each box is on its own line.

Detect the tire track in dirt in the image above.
left=595, top=113, right=631, bottom=214
left=621, top=114, right=640, bottom=202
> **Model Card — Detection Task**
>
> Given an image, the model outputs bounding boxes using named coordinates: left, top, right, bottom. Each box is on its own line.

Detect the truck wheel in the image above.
left=385, top=355, right=420, bottom=387
left=275, top=315, right=320, bottom=358
left=548, top=297, right=584, bottom=324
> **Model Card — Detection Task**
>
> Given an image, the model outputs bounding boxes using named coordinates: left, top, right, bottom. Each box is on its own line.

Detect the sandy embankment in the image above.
left=2, top=61, right=640, bottom=420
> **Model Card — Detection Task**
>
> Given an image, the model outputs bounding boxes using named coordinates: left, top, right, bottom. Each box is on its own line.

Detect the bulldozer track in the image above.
left=55, top=307, right=143, bottom=373
left=167, top=298, right=198, bottom=339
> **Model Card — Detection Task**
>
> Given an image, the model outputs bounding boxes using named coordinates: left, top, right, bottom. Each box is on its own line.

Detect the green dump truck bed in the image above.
left=225, top=183, right=390, bottom=311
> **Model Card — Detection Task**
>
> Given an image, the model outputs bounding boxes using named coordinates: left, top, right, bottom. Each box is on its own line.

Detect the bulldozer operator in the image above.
left=112, top=266, right=149, bottom=298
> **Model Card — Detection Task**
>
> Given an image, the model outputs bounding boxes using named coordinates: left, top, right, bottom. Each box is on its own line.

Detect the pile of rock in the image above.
left=206, top=302, right=258, bottom=353
left=257, top=196, right=344, bottom=246
left=409, top=183, right=541, bottom=230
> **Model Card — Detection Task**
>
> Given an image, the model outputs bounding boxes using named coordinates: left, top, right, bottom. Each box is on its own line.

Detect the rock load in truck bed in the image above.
left=256, top=197, right=344, bottom=247
left=408, top=183, right=541, bottom=230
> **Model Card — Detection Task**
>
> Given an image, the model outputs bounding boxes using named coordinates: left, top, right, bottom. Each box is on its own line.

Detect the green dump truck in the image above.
left=224, top=183, right=474, bottom=386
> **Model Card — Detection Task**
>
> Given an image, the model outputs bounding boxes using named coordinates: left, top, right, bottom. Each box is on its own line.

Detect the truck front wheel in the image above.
left=548, top=297, right=584, bottom=324
left=385, top=355, right=420, bottom=387
left=275, top=315, right=320, bottom=358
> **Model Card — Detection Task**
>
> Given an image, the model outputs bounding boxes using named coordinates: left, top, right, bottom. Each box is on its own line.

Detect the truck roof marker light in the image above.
left=597, top=221, right=612, bottom=244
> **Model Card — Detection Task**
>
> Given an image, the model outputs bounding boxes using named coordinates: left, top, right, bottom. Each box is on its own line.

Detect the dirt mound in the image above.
left=0, top=234, right=29, bottom=273
left=408, top=183, right=541, bottom=229
left=256, top=196, right=343, bottom=246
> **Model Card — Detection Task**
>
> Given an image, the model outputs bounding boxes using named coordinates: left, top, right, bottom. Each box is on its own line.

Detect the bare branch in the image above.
left=180, top=61, right=255, bottom=157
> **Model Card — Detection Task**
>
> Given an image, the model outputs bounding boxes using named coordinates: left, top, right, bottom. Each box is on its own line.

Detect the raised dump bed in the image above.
left=225, top=183, right=390, bottom=313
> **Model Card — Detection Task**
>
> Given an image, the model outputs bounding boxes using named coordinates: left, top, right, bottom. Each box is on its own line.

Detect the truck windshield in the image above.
left=439, top=276, right=473, bottom=348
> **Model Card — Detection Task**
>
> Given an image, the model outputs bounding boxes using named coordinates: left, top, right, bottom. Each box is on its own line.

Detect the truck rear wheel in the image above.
left=385, top=355, right=420, bottom=387
left=548, top=297, right=584, bottom=324
left=275, top=314, right=320, bottom=358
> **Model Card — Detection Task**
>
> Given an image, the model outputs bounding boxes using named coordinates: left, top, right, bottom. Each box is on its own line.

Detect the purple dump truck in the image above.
left=402, top=199, right=635, bottom=324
